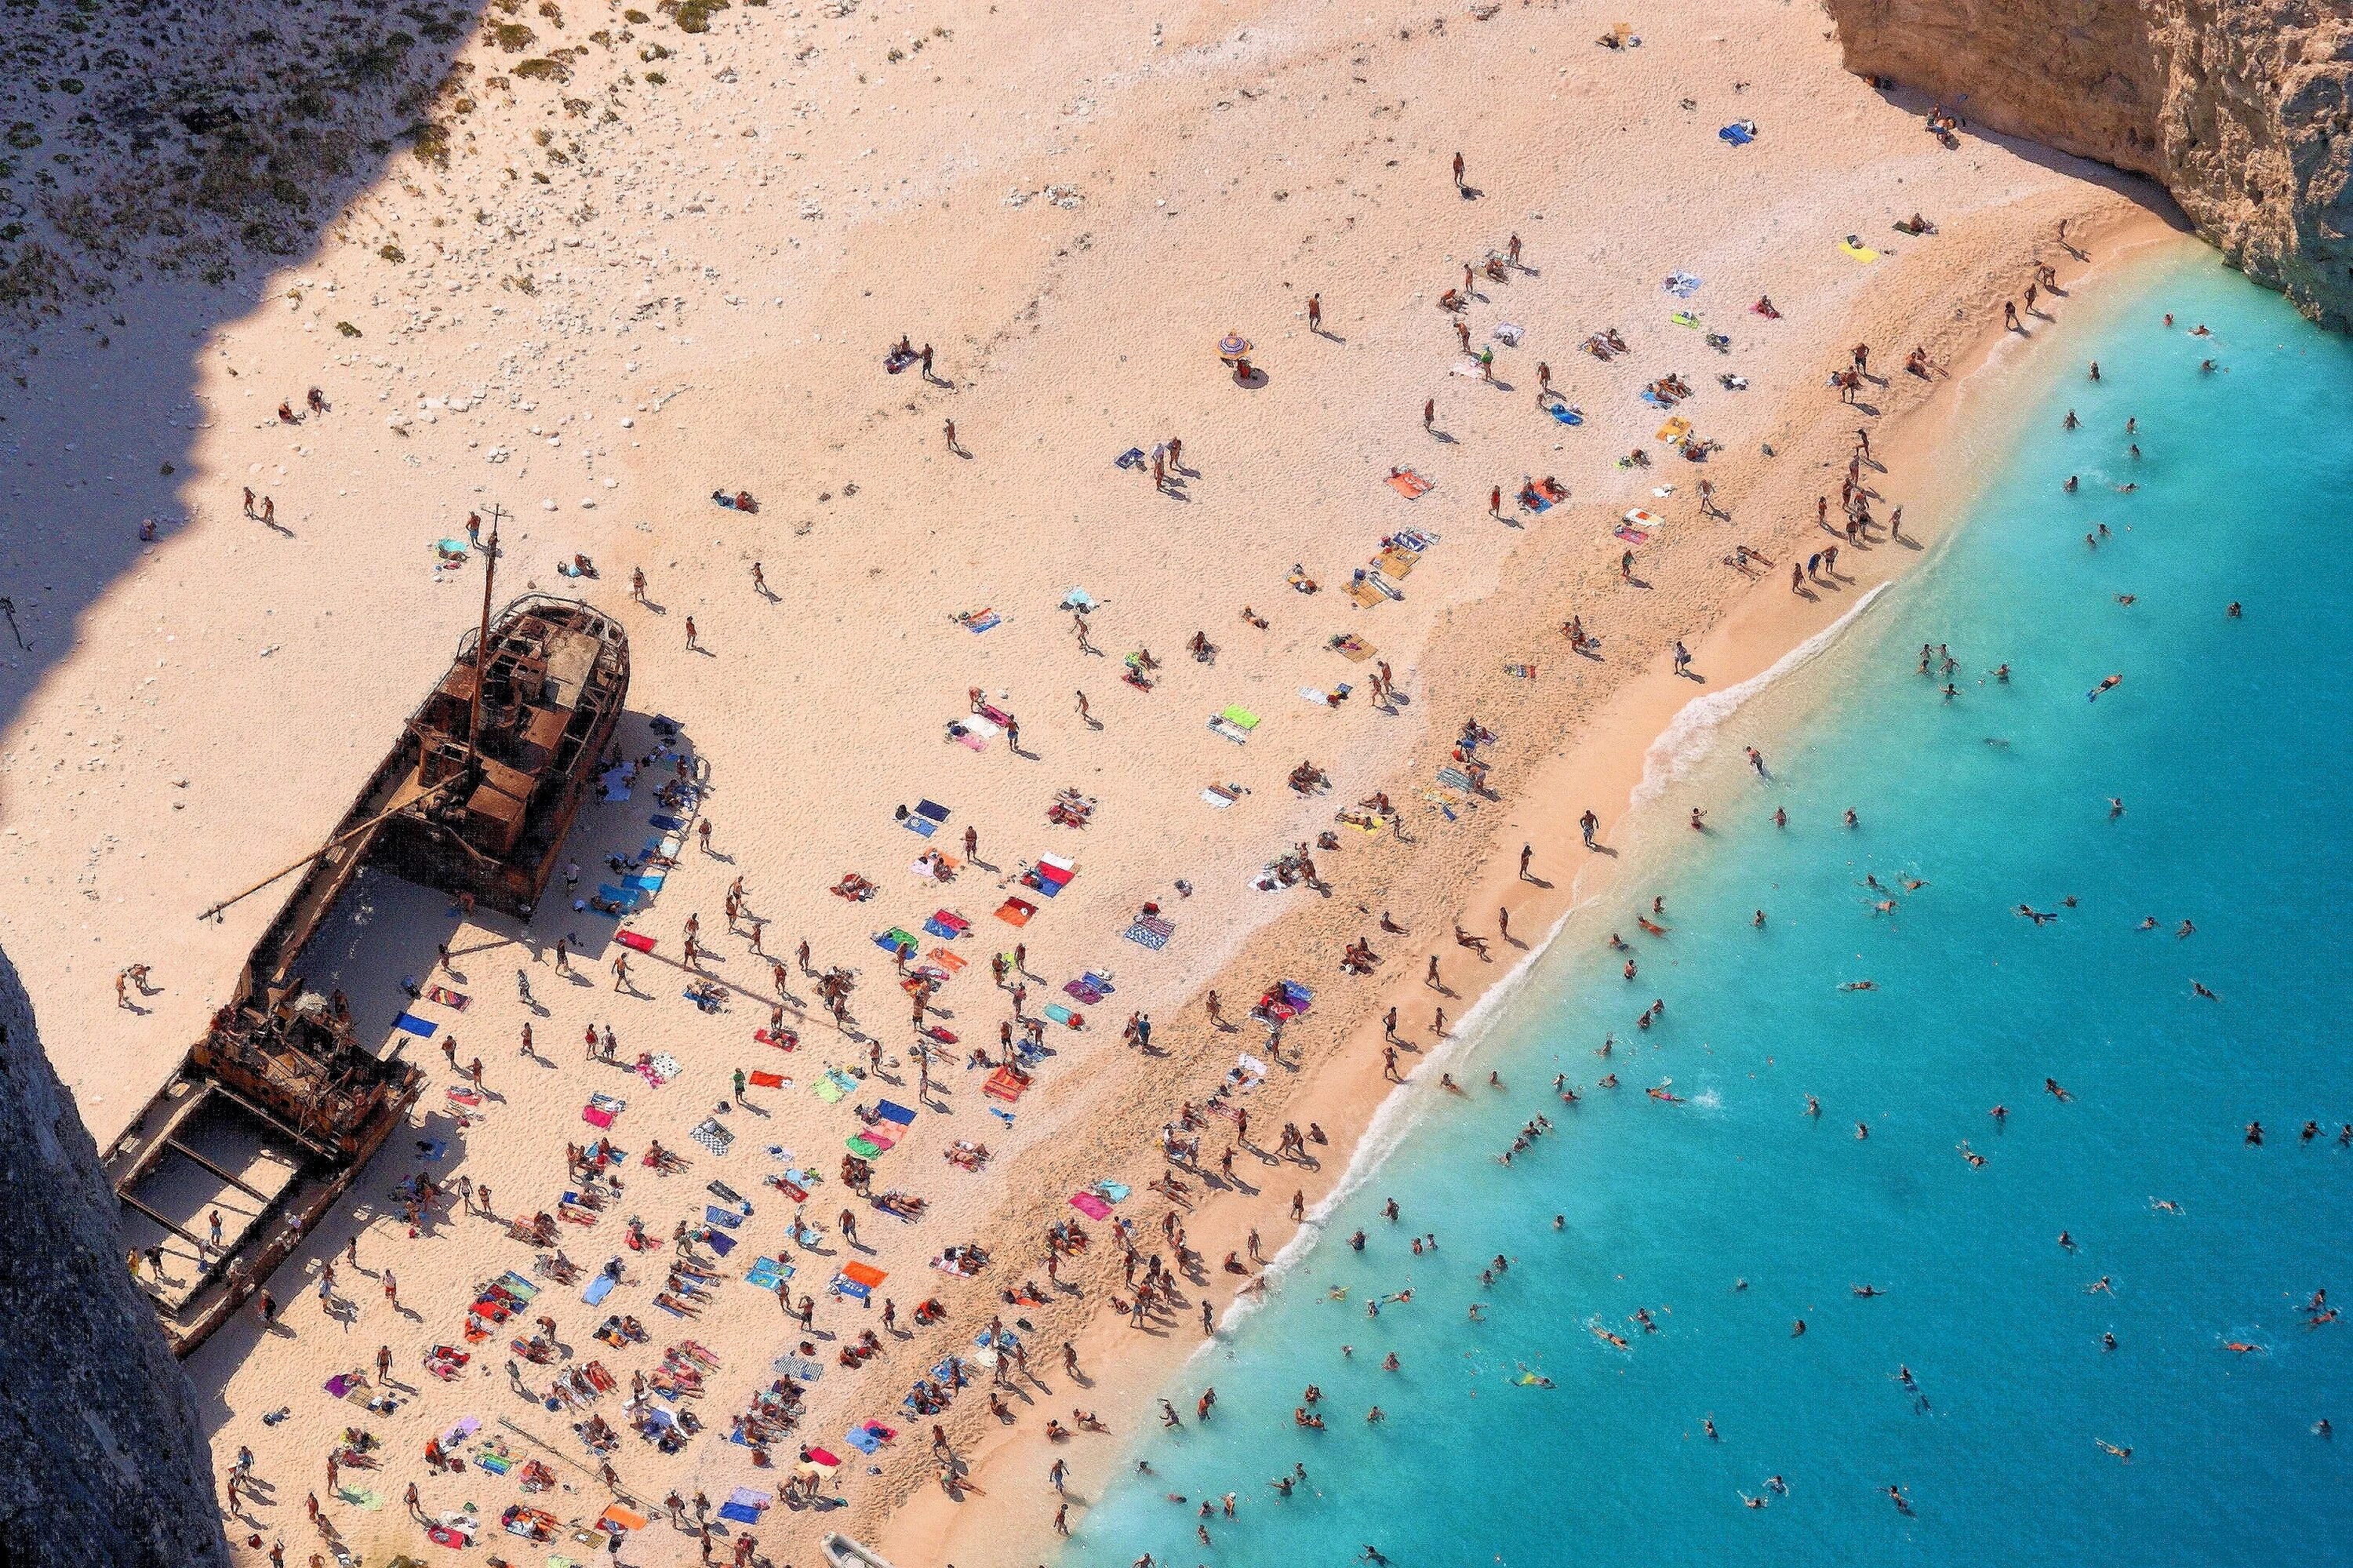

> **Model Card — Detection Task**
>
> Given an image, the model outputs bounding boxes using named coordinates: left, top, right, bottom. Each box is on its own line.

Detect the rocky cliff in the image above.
left=0, top=948, right=231, bottom=1568
left=1824, top=0, right=2353, bottom=329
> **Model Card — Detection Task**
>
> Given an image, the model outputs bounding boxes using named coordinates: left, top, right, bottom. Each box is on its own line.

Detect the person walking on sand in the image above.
left=751, top=562, right=766, bottom=595
left=242, top=486, right=256, bottom=518
left=261, top=496, right=275, bottom=526
left=684, top=617, right=699, bottom=651
left=1580, top=809, right=1599, bottom=849
left=1452, top=151, right=1465, bottom=189
left=1519, top=842, right=1534, bottom=880
left=1424, top=397, right=1436, bottom=432
left=631, top=567, right=647, bottom=603
left=613, top=953, right=631, bottom=991
left=1490, top=485, right=1503, bottom=519
left=1307, top=293, right=1322, bottom=333
left=944, top=417, right=960, bottom=453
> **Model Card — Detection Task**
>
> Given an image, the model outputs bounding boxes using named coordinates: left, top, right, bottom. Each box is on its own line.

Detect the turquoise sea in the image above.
left=1067, top=247, right=2353, bottom=1566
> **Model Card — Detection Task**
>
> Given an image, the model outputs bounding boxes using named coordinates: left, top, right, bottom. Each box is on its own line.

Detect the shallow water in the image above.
left=1066, top=248, right=2353, bottom=1567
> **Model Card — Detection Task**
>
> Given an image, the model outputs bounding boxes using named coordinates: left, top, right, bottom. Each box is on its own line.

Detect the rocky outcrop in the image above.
left=0, top=949, right=231, bottom=1568
left=1824, top=0, right=2353, bottom=329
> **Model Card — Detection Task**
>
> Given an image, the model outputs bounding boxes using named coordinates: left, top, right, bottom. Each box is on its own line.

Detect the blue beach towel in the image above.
left=1718, top=122, right=1755, bottom=146
left=650, top=813, right=685, bottom=831
left=392, top=1012, right=436, bottom=1038
left=1548, top=402, right=1584, bottom=426
left=875, top=1099, right=916, bottom=1126
left=904, top=815, right=936, bottom=838
left=584, top=1272, right=618, bottom=1306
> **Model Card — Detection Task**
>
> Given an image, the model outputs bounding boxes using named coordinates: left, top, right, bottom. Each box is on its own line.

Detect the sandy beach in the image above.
left=0, top=0, right=2181, bottom=1561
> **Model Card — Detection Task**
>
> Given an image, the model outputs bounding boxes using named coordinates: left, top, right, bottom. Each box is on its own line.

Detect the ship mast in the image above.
left=467, top=504, right=507, bottom=772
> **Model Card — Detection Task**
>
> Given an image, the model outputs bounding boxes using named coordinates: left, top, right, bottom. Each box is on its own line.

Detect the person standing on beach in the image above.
left=1580, top=809, right=1599, bottom=849
left=1519, top=843, right=1534, bottom=880
left=944, top=417, right=960, bottom=453
left=1452, top=151, right=1465, bottom=190
left=1307, top=293, right=1322, bottom=333
left=1424, top=397, right=1435, bottom=432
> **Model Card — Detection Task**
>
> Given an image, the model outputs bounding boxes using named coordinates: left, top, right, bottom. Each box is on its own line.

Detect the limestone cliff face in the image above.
left=1824, top=0, right=2353, bottom=329
left=0, top=949, right=231, bottom=1568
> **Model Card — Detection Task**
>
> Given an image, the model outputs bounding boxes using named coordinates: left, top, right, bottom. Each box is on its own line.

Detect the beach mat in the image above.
left=392, top=1012, right=436, bottom=1038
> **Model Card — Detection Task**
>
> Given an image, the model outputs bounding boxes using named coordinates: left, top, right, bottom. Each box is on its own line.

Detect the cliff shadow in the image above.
left=0, top=0, right=520, bottom=751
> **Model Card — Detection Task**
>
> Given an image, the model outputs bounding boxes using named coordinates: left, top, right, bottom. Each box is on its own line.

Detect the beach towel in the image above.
left=598, top=1504, right=647, bottom=1533
left=923, top=915, right=959, bottom=940
left=1385, top=467, right=1434, bottom=498
left=391, top=1011, right=436, bottom=1039
left=624, top=872, right=664, bottom=893
left=875, top=1099, right=917, bottom=1126
left=1115, top=446, right=1147, bottom=469
left=844, top=1425, right=884, bottom=1454
left=1124, top=915, right=1175, bottom=951
left=1718, top=121, right=1755, bottom=145
left=1219, top=705, right=1261, bottom=731
left=948, top=714, right=999, bottom=751
left=1096, top=1181, right=1131, bottom=1202
left=846, top=1134, right=887, bottom=1159
left=1840, top=238, right=1881, bottom=263
left=1437, top=766, right=1478, bottom=794
left=1070, top=1191, right=1112, bottom=1220
left=615, top=930, right=656, bottom=954
left=1656, top=415, right=1693, bottom=445
left=1343, top=579, right=1387, bottom=609
left=1060, top=588, right=1100, bottom=612
left=1548, top=402, right=1585, bottom=426
left=1493, top=322, right=1524, bottom=345
left=583, top=1271, right=618, bottom=1306
left=582, top=1104, right=616, bottom=1129
left=1663, top=271, right=1703, bottom=297
left=1043, top=1002, right=1079, bottom=1028
left=689, top=1118, right=734, bottom=1157
left=1331, top=633, right=1375, bottom=661
left=995, top=897, right=1037, bottom=927
left=426, top=986, right=469, bottom=1010
left=874, top=928, right=919, bottom=955
left=904, top=813, right=936, bottom=838
left=746, top=1257, right=791, bottom=1291
left=748, top=1071, right=785, bottom=1089
left=704, top=1205, right=744, bottom=1231
left=704, top=1228, right=736, bottom=1257
left=325, top=1373, right=363, bottom=1399
left=813, top=1074, right=848, bottom=1104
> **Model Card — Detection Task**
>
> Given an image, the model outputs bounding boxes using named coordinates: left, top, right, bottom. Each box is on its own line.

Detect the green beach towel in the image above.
left=1219, top=705, right=1261, bottom=730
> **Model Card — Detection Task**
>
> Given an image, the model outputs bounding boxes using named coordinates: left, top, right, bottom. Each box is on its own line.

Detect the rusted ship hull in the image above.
left=107, top=595, right=628, bottom=1355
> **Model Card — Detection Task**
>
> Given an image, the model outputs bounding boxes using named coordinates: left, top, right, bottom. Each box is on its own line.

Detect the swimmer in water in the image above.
left=2192, top=980, right=2218, bottom=1000
left=2097, top=1440, right=2132, bottom=1461
left=2087, top=673, right=2122, bottom=700
left=1839, top=980, right=1878, bottom=991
